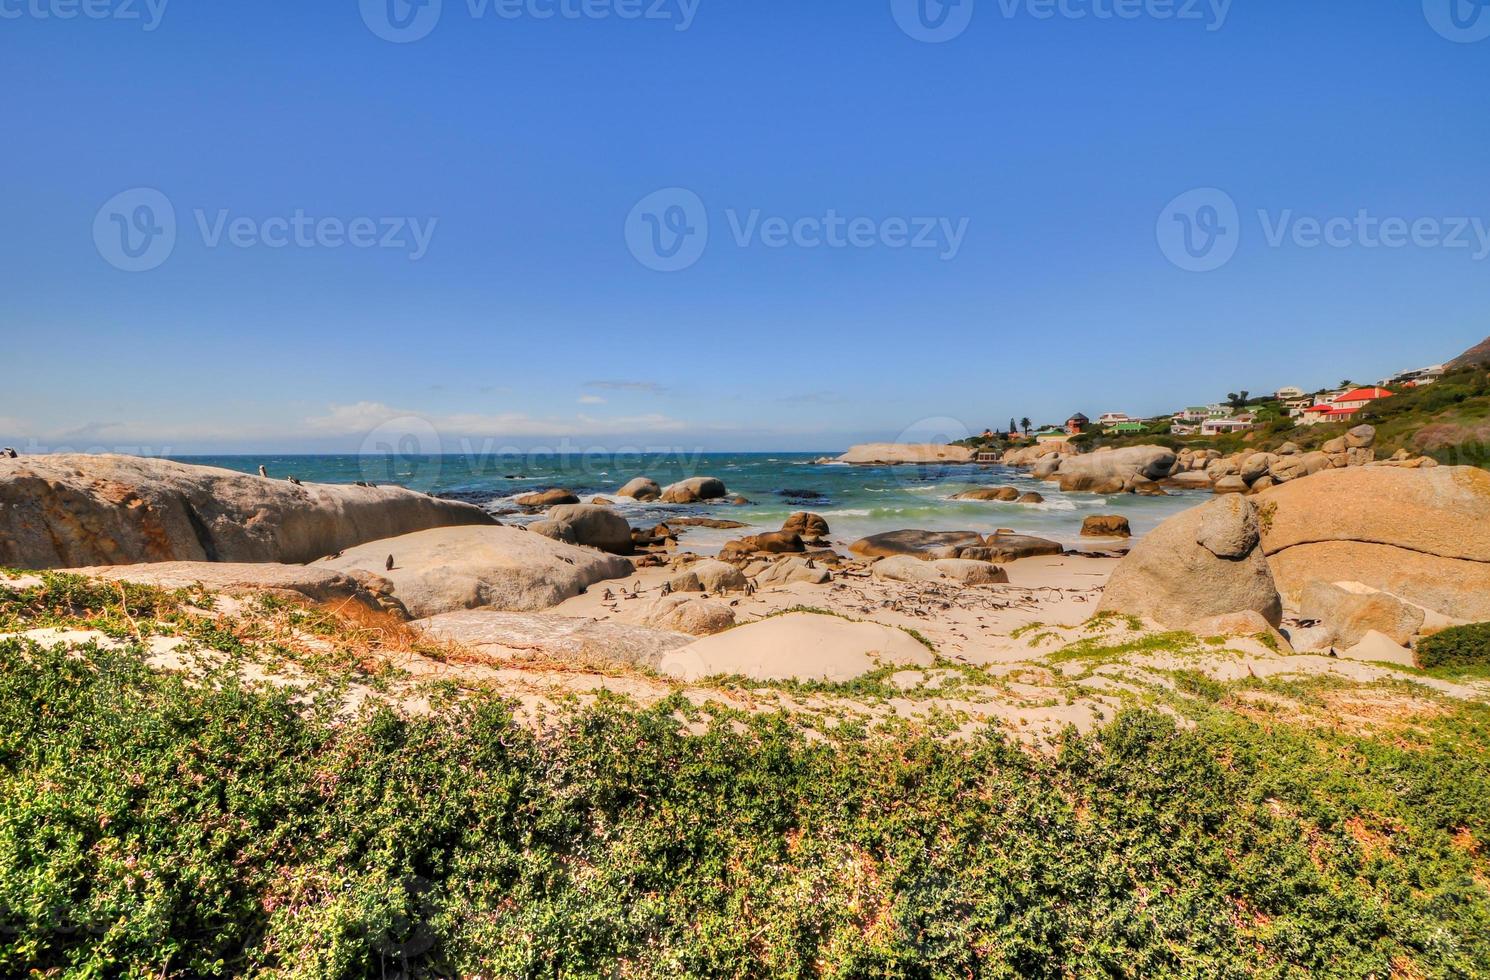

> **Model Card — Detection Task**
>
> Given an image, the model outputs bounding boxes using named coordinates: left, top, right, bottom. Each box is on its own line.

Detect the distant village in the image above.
left=979, top=361, right=1447, bottom=448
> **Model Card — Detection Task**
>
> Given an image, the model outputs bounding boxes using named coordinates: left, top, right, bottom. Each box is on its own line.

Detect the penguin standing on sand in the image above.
left=288, top=476, right=302, bottom=486
left=386, top=555, right=395, bottom=571
left=258, top=464, right=268, bottom=478
left=1, top=448, right=17, bottom=459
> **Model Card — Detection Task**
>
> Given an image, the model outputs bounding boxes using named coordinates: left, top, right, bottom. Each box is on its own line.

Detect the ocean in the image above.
left=176, top=453, right=1205, bottom=554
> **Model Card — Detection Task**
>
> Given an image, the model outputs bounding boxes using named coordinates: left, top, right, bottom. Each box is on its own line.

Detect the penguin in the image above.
left=386, top=555, right=395, bottom=571
left=288, top=476, right=302, bottom=486
left=258, top=465, right=268, bottom=478
left=2, top=448, right=17, bottom=459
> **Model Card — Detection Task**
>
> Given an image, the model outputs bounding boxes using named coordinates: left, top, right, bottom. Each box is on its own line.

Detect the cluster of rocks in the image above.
left=848, top=528, right=1064, bottom=563
left=1167, top=426, right=1434, bottom=495
left=1004, top=444, right=1175, bottom=495
left=951, top=487, right=1045, bottom=504
left=1097, top=464, right=1490, bottom=666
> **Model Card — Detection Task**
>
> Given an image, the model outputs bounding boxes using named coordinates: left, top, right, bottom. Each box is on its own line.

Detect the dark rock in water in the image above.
left=964, top=533, right=1065, bottom=562
left=848, top=529, right=985, bottom=560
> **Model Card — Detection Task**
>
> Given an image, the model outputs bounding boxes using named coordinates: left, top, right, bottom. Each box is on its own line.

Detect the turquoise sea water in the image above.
left=176, top=453, right=1205, bottom=554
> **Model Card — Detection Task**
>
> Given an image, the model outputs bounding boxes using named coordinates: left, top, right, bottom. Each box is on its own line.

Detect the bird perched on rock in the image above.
left=386, top=555, right=395, bottom=571
left=288, top=476, right=302, bottom=486
left=1, top=448, right=18, bottom=459
left=257, top=465, right=268, bottom=478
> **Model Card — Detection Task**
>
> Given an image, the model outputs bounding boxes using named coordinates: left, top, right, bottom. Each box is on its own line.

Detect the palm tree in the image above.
left=1020, top=417, right=1032, bottom=436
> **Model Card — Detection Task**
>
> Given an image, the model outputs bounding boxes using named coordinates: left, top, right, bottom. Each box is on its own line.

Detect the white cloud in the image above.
left=578, top=395, right=607, bottom=405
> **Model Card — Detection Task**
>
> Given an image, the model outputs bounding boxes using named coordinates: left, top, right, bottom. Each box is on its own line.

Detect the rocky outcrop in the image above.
left=616, top=477, right=661, bottom=501
left=1097, top=495, right=1283, bottom=628
left=412, top=610, right=689, bottom=669
left=964, top=533, right=1065, bottom=563
left=0, top=454, right=494, bottom=570
left=952, top=487, right=1021, bottom=501
left=834, top=443, right=974, bottom=465
left=1298, top=580, right=1425, bottom=649
left=753, top=556, right=833, bottom=587
left=622, top=594, right=736, bottom=636
left=71, top=561, right=408, bottom=617
left=515, top=489, right=580, bottom=508
left=669, top=559, right=749, bottom=594
left=781, top=512, right=830, bottom=538
left=849, top=530, right=986, bottom=560
left=1040, top=446, right=1178, bottom=494
left=535, top=504, right=633, bottom=554
left=1080, top=515, right=1131, bottom=538
left=1001, top=442, right=1078, bottom=467
left=718, top=531, right=805, bottom=562
left=1257, top=466, right=1490, bottom=620
left=321, top=526, right=631, bottom=619
left=660, top=477, right=727, bottom=504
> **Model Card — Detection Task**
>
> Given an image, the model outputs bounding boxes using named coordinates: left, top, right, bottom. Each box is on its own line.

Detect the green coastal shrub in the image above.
left=2, top=636, right=1489, bottom=978
left=1417, top=622, right=1490, bottom=670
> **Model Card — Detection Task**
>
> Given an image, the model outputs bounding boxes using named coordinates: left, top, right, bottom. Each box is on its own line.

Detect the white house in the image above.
left=1201, top=417, right=1253, bottom=435
left=1098, top=412, right=1131, bottom=426
left=1275, top=386, right=1305, bottom=400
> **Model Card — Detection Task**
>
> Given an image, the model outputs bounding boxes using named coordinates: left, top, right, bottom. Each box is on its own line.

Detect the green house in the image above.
left=1108, top=421, right=1147, bottom=434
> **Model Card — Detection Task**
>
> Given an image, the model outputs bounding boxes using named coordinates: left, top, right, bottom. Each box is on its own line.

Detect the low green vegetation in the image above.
left=1418, top=622, right=1490, bottom=672
left=1, top=576, right=1489, bottom=978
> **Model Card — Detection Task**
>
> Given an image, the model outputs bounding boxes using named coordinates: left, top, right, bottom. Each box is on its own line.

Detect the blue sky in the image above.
left=2, top=0, right=1487, bottom=453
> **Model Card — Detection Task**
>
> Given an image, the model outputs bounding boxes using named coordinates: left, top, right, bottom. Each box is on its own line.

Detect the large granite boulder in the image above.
left=321, top=525, right=631, bottom=618
left=781, top=512, right=830, bottom=537
left=849, top=529, right=985, bottom=560
left=1257, top=466, right=1490, bottom=620
left=952, top=487, right=1021, bottom=501
left=754, top=556, right=833, bottom=587
left=962, top=532, right=1064, bottom=562
left=412, top=610, right=689, bottom=669
left=1048, top=446, right=1177, bottom=494
left=622, top=594, right=736, bottom=636
left=1080, top=515, right=1131, bottom=538
left=538, top=504, right=633, bottom=554
left=834, top=443, right=974, bottom=465
left=515, top=488, right=579, bottom=508
left=1097, top=495, right=1283, bottom=628
left=669, top=559, right=749, bottom=594
left=0, top=454, right=493, bottom=570
left=1298, top=580, right=1426, bottom=648
left=660, top=477, right=727, bottom=504
left=1002, top=442, right=1078, bottom=467
left=69, top=561, right=408, bottom=617
left=616, top=477, right=661, bottom=501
